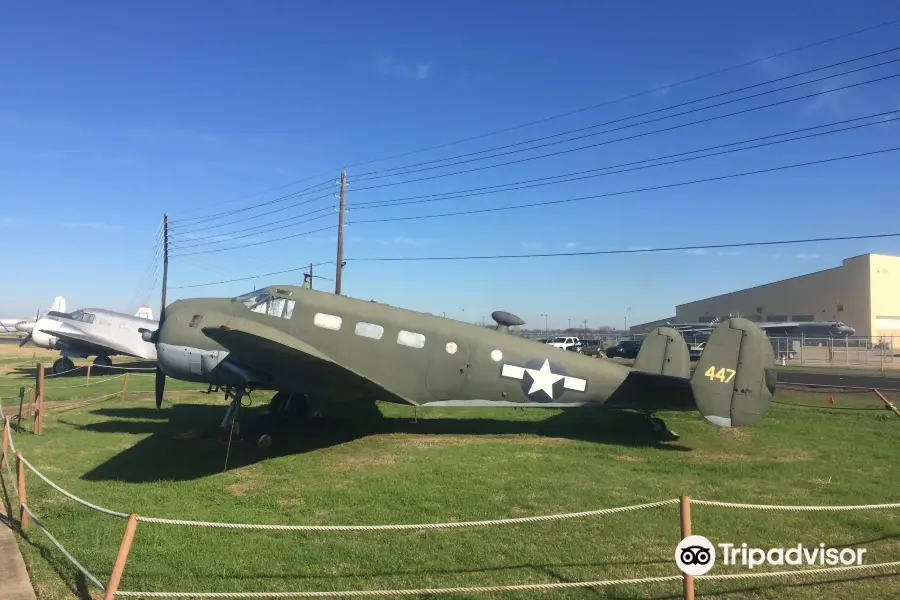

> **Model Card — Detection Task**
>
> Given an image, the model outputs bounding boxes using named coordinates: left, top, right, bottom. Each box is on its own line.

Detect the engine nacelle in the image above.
left=30, top=318, right=63, bottom=350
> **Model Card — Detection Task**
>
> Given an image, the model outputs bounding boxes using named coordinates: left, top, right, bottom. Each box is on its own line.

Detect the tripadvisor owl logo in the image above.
left=675, top=535, right=716, bottom=575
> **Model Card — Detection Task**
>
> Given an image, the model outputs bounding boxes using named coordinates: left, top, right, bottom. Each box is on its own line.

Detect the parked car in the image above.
left=605, top=339, right=642, bottom=359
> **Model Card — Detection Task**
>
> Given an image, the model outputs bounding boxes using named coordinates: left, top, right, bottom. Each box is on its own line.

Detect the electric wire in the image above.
left=349, top=46, right=900, bottom=180
left=171, top=211, right=336, bottom=250
left=349, top=145, right=900, bottom=225
left=170, top=178, right=336, bottom=226
left=169, top=201, right=335, bottom=247
left=164, top=17, right=900, bottom=222
left=347, top=232, right=900, bottom=262
left=345, top=58, right=900, bottom=189
left=170, top=261, right=336, bottom=290
left=167, top=66, right=900, bottom=238
left=170, top=195, right=334, bottom=238
left=170, top=225, right=338, bottom=258
left=349, top=110, right=899, bottom=211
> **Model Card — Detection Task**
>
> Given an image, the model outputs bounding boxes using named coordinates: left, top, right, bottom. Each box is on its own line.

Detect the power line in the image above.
left=349, top=46, right=900, bottom=180
left=170, top=224, right=338, bottom=257
left=170, top=178, right=336, bottom=226
left=334, top=16, right=900, bottom=172
left=169, top=207, right=335, bottom=249
left=346, top=232, right=900, bottom=262
left=170, top=261, right=336, bottom=290
left=346, top=55, right=900, bottom=188
left=350, top=110, right=899, bottom=211
left=171, top=212, right=335, bottom=250
left=163, top=17, right=900, bottom=222
left=349, top=145, right=900, bottom=225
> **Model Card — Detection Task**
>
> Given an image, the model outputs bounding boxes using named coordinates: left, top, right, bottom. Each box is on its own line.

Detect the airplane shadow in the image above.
left=11, top=359, right=155, bottom=379
left=69, top=402, right=692, bottom=483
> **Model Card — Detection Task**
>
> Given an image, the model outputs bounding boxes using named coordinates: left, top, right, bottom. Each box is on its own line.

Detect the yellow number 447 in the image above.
left=705, top=365, right=736, bottom=383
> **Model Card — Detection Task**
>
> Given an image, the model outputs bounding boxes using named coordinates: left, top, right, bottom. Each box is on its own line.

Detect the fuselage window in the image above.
left=355, top=322, right=384, bottom=340
left=283, top=300, right=296, bottom=319
left=397, top=330, right=426, bottom=348
left=314, top=313, right=342, bottom=330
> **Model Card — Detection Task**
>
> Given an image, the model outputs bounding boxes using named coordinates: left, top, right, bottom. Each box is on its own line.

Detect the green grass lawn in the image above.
left=1, top=386, right=898, bottom=600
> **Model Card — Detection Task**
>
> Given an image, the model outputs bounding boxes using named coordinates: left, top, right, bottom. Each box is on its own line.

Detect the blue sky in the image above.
left=2, top=1, right=900, bottom=329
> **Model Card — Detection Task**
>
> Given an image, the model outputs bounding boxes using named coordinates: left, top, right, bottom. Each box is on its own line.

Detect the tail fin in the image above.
left=135, top=305, right=154, bottom=319
left=633, top=327, right=690, bottom=378
left=51, top=296, right=66, bottom=313
left=690, top=317, right=776, bottom=427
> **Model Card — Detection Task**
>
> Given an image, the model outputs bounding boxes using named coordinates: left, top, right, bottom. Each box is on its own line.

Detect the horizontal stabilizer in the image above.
left=632, top=327, right=690, bottom=378
left=690, top=317, right=776, bottom=428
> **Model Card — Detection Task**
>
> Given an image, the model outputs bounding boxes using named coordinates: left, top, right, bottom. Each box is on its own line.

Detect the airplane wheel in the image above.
left=269, top=392, right=308, bottom=423
left=53, top=357, right=75, bottom=375
left=93, top=355, right=112, bottom=376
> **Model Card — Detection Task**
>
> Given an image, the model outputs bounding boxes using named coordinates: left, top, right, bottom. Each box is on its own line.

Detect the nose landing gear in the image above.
left=646, top=413, right=679, bottom=442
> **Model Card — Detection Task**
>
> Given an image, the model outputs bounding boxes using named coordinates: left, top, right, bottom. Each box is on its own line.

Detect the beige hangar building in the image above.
left=671, top=253, right=900, bottom=338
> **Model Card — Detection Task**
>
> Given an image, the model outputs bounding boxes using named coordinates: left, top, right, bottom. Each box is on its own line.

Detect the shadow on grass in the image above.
left=68, top=402, right=691, bottom=483
left=10, top=359, right=155, bottom=379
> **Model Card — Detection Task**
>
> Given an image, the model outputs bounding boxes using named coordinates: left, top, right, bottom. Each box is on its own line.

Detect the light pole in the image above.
left=540, top=313, right=548, bottom=333
left=568, top=318, right=571, bottom=330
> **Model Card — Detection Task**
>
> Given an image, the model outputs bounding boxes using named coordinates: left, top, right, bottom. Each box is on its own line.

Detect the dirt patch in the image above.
left=379, top=434, right=569, bottom=448
left=330, top=452, right=398, bottom=471
left=687, top=450, right=814, bottom=463
left=225, top=464, right=263, bottom=496
left=615, top=454, right=645, bottom=462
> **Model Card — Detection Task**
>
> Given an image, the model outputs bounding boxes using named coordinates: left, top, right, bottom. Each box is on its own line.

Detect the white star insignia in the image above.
left=500, top=359, right=587, bottom=400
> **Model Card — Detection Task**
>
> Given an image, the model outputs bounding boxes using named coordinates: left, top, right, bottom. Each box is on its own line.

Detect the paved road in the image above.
left=777, top=370, right=900, bottom=391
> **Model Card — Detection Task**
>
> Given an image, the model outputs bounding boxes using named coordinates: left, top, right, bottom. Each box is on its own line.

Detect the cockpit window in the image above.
left=234, top=289, right=295, bottom=320
left=68, top=310, right=95, bottom=324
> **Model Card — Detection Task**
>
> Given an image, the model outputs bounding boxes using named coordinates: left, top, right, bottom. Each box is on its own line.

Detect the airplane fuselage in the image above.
left=33, top=308, right=158, bottom=360
left=157, top=289, right=695, bottom=413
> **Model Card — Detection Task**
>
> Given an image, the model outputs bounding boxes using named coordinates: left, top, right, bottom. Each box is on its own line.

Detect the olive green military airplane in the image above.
left=141, top=285, right=776, bottom=445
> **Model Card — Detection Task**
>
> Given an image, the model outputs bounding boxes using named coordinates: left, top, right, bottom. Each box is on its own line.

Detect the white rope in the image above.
left=110, top=561, right=900, bottom=598
left=18, top=455, right=129, bottom=519
left=22, top=504, right=107, bottom=591
left=44, top=373, right=126, bottom=390
left=136, top=498, right=680, bottom=530
left=95, top=364, right=156, bottom=371
left=692, top=499, right=900, bottom=510
left=44, top=366, right=87, bottom=378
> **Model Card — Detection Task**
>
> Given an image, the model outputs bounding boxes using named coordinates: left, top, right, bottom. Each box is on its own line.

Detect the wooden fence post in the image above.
left=873, top=389, right=900, bottom=417
left=1, top=416, right=8, bottom=469
left=16, top=451, right=28, bottom=529
left=120, top=373, right=129, bottom=400
left=34, top=363, right=44, bottom=435
left=86, top=364, right=92, bottom=386
left=104, top=513, right=138, bottom=600
left=681, top=495, right=694, bottom=600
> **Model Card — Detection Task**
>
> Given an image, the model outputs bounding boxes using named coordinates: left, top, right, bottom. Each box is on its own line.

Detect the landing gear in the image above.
left=92, top=355, right=112, bottom=375
left=647, top=415, right=680, bottom=442
left=266, top=391, right=309, bottom=423
left=52, top=356, right=75, bottom=375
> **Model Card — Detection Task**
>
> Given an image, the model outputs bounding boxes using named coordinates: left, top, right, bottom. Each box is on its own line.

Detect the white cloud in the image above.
left=565, top=242, right=577, bottom=250
left=795, top=253, right=820, bottom=259
left=376, top=54, right=432, bottom=80
left=684, top=248, right=708, bottom=256
left=61, top=221, right=122, bottom=230
left=717, top=250, right=742, bottom=257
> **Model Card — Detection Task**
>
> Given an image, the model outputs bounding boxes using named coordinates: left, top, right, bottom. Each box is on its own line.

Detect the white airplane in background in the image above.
left=22, top=304, right=157, bottom=374
left=1, top=296, right=67, bottom=336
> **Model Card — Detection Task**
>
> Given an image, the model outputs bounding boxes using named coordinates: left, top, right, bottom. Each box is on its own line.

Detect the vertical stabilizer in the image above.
left=51, top=296, right=66, bottom=313
left=136, top=305, right=154, bottom=320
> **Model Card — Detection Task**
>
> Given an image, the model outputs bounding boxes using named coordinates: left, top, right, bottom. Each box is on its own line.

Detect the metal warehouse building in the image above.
left=674, top=253, right=900, bottom=338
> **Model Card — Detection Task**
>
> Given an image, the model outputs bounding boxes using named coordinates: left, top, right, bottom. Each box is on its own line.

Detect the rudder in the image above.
left=633, top=327, right=690, bottom=378
left=690, top=317, right=776, bottom=427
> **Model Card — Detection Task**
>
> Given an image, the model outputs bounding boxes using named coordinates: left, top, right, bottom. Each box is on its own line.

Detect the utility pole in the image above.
left=160, top=214, right=169, bottom=321
left=309, top=262, right=313, bottom=290
left=335, top=170, right=347, bottom=295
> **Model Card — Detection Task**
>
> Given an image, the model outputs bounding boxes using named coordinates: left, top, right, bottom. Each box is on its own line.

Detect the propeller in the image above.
left=18, top=306, right=40, bottom=347
left=154, top=309, right=166, bottom=409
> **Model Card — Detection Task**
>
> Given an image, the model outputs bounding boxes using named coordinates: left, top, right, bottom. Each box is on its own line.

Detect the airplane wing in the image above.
left=200, top=324, right=412, bottom=405
left=35, top=325, right=145, bottom=359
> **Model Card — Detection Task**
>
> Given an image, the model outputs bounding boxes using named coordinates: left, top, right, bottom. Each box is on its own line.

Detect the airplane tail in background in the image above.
left=51, top=296, right=66, bottom=313
left=135, top=305, right=154, bottom=320
left=690, top=318, right=776, bottom=428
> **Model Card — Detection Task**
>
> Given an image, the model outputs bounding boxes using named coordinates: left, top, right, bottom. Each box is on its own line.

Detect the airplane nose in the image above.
left=14, top=321, right=33, bottom=333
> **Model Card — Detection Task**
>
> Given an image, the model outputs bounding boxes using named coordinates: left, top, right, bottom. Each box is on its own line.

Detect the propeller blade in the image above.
left=19, top=334, right=32, bottom=348
left=155, top=365, right=165, bottom=409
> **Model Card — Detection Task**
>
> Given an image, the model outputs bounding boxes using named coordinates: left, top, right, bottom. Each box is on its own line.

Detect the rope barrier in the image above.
left=44, top=365, right=87, bottom=378
left=135, top=498, right=681, bottom=530
left=22, top=504, right=107, bottom=591
left=18, top=455, right=130, bottom=519
left=110, top=561, right=900, bottom=598
left=691, top=499, right=900, bottom=510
